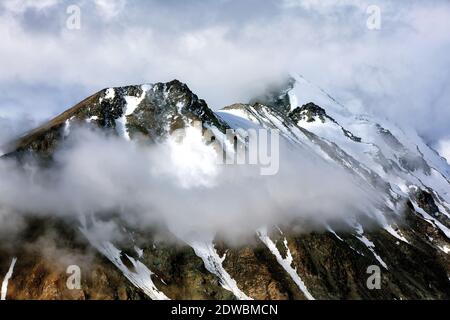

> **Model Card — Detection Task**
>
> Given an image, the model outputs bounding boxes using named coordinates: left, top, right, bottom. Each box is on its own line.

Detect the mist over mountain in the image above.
left=0, top=75, right=449, bottom=300
left=1, top=0, right=450, bottom=302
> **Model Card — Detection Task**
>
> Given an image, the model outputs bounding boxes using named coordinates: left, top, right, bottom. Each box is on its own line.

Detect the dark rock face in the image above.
left=289, top=102, right=328, bottom=123
left=295, top=230, right=449, bottom=299
left=249, top=77, right=295, bottom=114
left=1, top=79, right=450, bottom=300
left=289, top=102, right=362, bottom=142
left=5, top=80, right=228, bottom=159
left=125, top=80, right=228, bottom=141
left=415, top=190, right=440, bottom=217
left=0, top=217, right=148, bottom=300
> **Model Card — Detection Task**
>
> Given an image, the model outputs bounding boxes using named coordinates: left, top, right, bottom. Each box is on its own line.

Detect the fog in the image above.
left=0, top=127, right=376, bottom=242
left=0, top=0, right=448, bottom=245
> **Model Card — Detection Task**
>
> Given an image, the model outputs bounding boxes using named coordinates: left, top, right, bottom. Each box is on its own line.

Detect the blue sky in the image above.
left=0, top=0, right=449, bottom=159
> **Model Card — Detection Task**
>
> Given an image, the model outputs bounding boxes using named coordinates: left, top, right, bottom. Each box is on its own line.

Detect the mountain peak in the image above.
left=289, top=102, right=327, bottom=123
left=248, top=77, right=295, bottom=114
left=7, top=80, right=228, bottom=159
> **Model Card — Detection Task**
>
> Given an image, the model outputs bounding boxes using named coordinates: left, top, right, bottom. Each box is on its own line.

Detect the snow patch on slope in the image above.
left=257, top=228, right=315, bottom=300
left=351, top=222, right=388, bottom=269
left=438, top=245, right=450, bottom=254
left=288, top=74, right=350, bottom=117
left=105, top=88, right=116, bottom=100
left=216, top=109, right=261, bottom=130
left=187, top=240, right=252, bottom=300
left=1, top=257, right=17, bottom=301
left=383, top=225, right=409, bottom=244
left=411, top=201, right=450, bottom=239
left=92, top=241, right=168, bottom=300
left=117, top=85, right=151, bottom=140
left=80, top=218, right=169, bottom=300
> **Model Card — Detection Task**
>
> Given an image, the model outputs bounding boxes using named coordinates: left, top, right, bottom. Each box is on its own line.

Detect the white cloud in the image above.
left=1, top=0, right=60, bottom=13
left=282, top=0, right=366, bottom=11
left=95, top=0, right=126, bottom=20
left=0, top=0, right=449, bottom=145
left=438, top=139, right=450, bottom=165
left=0, top=127, right=374, bottom=241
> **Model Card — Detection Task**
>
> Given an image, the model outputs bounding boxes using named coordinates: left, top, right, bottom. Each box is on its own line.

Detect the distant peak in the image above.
left=248, top=76, right=295, bottom=114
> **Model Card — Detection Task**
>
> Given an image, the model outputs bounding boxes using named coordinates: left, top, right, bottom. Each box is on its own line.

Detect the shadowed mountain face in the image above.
left=1, top=77, right=449, bottom=300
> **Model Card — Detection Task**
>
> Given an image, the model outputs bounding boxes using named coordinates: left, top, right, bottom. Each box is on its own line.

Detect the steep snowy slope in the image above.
left=217, top=75, right=450, bottom=258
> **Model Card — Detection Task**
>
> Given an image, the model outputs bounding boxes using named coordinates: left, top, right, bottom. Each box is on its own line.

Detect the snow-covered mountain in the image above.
left=1, top=76, right=449, bottom=300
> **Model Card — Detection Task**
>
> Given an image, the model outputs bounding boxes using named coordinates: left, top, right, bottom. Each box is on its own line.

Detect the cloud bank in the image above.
left=0, top=0, right=449, bottom=154
left=0, top=127, right=375, bottom=242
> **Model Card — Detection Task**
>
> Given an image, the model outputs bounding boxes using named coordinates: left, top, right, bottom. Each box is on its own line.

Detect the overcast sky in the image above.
left=0, top=0, right=449, bottom=158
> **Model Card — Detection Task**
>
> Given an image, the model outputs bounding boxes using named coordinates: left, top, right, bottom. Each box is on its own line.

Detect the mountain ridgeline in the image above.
left=1, top=76, right=449, bottom=300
